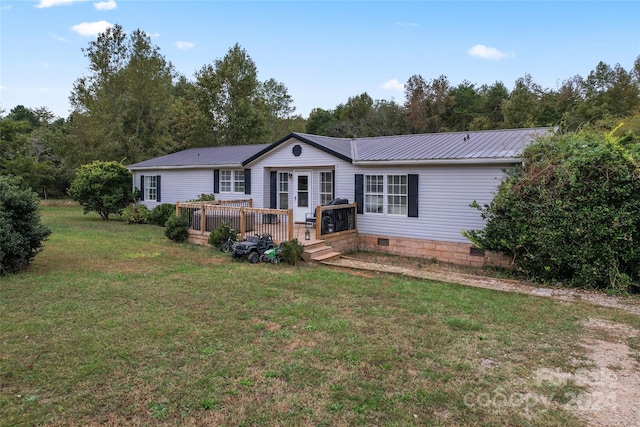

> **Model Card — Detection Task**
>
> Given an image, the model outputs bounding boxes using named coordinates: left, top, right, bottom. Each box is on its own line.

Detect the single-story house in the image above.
left=128, top=127, right=554, bottom=265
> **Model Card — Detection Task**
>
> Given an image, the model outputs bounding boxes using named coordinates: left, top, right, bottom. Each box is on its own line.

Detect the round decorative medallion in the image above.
left=292, top=144, right=302, bottom=157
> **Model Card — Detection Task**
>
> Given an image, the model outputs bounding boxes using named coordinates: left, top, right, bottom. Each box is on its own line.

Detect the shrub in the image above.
left=149, top=203, right=175, bottom=226
left=190, top=194, right=216, bottom=202
left=68, top=161, right=136, bottom=220
left=464, top=129, right=640, bottom=292
left=0, top=176, right=52, bottom=276
left=207, top=221, right=235, bottom=249
left=164, top=213, right=189, bottom=243
left=280, top=238, right=304, bottom=265
left=122, top=203, right=150, bottom=224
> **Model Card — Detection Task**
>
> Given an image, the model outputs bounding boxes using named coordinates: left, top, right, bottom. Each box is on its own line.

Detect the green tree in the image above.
left=305, top=108, right=339, bottom=136
left=70, top=24, right=175, bottom=163
left=404, top=74, right=454, bottom=133
left=68, top=161, right=136, bottom=220
left=0, top=175, right=51, bottom=276
left=195, top=43, right=295, bottom=145
left=502, top=74, right=541, bottom=128
left=465, top=129, right=640, bottom=291
left=0, top=108, right=60, bottom=197
left=447, top=80, right=482, bottom=131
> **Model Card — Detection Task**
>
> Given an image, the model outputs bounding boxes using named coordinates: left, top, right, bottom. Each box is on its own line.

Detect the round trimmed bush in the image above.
left=164, top=213, right=189, bottom=243
left=68, top=161, right=136, bottom=220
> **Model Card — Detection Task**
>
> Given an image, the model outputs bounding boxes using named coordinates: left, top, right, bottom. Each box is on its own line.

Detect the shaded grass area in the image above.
left=1, top=207, right=639, bottom=426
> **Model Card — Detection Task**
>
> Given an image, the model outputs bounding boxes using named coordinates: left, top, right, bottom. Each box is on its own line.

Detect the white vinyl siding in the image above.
left=132, top=169, right=214, bottom=209
left=355, top=165, right=510, bottom=243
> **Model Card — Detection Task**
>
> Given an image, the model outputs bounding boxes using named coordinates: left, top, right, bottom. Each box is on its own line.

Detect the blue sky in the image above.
left=1, top=0, right=639, bottom=120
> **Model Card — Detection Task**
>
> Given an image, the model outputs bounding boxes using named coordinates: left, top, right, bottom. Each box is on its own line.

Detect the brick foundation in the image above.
left=357, top=233, right=511, bottom=268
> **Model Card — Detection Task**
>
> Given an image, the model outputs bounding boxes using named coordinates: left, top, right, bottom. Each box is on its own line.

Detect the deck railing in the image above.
left=313, top=202, right=358, bottom=240
left=176, top=200, right=293, bottom=243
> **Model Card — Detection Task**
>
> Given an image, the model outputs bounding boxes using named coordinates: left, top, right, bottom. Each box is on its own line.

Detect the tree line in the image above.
left=1, top=23, right=639, bottom=198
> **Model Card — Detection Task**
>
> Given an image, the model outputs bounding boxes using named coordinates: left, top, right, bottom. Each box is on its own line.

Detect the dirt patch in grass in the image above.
left=571, top=318, right=640, bottom=427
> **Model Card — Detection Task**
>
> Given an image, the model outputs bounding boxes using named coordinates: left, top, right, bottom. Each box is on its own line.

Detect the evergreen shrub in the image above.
left=164, top=213, right=189, bottom=243
left=0, top=176, right=52, bottom=276
left=464, top=129, right=640, bottom=292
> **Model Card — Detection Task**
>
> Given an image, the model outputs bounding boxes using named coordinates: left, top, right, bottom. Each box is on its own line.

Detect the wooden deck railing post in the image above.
left=287, top=209, right=293, bottom=241
left=200, top=204, right=206, bottom=234
left=240, top=207, right=246, bottom=238
left=315, top=205, right=322, bottom=240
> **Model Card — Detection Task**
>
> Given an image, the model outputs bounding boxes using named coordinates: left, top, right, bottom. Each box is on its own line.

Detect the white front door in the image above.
left=293, top=171, right=312, bottom=223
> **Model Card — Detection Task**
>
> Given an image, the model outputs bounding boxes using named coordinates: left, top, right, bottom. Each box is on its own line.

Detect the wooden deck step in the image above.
left=301, top=241, right=341, bottom=262
left=311, top=250, right=342, bottom=262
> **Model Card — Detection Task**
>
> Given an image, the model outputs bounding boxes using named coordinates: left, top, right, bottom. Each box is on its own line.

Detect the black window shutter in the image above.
left=213, top=169, right=219, bottom=194
left=355, top=174, right=363, bottom=214
left=140, top=175, right=145, bottom=201
left=270, top=171, right=277, bottom=209
left=332, top=170, right=336, bottom=199
left=408, top=174, right=418, bottom=218
left=244, top=169, right=251, bottom=195
left=156, top=175, right=161, bottom=203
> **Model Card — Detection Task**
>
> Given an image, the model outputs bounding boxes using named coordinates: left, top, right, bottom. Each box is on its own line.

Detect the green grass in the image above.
left=1, top=206, right=639, bottom=426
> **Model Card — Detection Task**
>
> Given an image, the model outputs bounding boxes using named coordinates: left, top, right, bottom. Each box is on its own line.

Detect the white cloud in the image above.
left=36, top=0, right=88, bottom=8
left=147, top=32, right=160, bottom=38
left=175, top=41, right=195, bottom=50
left=381, top=79, right=405, bottom=91
left=71, top=20, right=114, bottom=36
left=94, top=0, right=116, bottom=10
left=468, top=44, right=511, bottom=60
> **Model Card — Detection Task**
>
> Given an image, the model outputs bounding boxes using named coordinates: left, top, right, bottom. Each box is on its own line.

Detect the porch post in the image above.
left=240, top=207, right=246, bottom=237
left=200, top=204, right=206, bottom=235
left=287, top=209, right=293, bottom=241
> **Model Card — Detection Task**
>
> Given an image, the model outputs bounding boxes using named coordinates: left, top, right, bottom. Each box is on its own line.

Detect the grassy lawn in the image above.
left=2, top=206, right=639, bottom=426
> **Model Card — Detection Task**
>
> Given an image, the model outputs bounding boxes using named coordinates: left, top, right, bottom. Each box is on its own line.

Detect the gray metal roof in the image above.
left=129, top=127, right=554, bottom=169
left=351, top=128, right=554, bottom=163
left=128, top=144, right=270, bottom=169
left=291, top=133, right=353, bottom=159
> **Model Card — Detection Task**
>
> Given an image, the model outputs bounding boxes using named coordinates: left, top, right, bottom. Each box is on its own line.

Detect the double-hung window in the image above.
left=233, top=171, right=245, bottom=193
left=387, top=175, right=407, bottom=215
left=278, top=172, right=288, bottom=209
left=144, top=175, right=158, bottom=201
left=220, top=170, right=244, bottom=193
left=320, top=172, right=333, bottom=205
left=220, top=171, right=232, bottom=192
left=365, top=175, right=384, bottom=214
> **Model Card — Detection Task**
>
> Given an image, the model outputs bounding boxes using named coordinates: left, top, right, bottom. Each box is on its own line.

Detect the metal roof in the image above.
left=128, top=128, right=554, bottom=170
left=128, top=144, right=270, bottom=170
left=351, top=128, right=554, bottom=163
